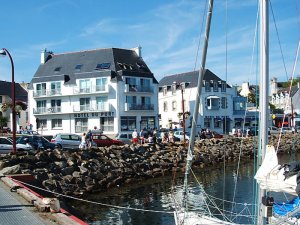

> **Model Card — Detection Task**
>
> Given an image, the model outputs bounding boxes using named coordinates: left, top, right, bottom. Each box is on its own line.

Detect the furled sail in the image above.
left=255, top=145, right=298, bottom=196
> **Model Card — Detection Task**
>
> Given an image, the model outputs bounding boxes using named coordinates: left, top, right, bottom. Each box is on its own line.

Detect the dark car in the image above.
left=17, top=135, right=57, bottom=150
left=211, top=131, right=223, bottom=138
left=91, top=133, right=124, bottom=147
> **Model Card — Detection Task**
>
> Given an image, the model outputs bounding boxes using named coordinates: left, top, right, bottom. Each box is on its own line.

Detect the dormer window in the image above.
left=221, top=82, right=226, bottom=92
left=213, top=81, right=218, bottom=92
left=75, top=64, right=83, bottom=71
left=163, top=87, right=167, bottom=96
left=95, top=63, right=111, bottom=70
left=54, top=67, right=62, bottom=73
left=205, top=81, right=211, bottom=92
left=172, top=84, right=177, bottom=95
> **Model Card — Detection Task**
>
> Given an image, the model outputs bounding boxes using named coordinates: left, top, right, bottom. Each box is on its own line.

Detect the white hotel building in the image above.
left=158, top=69, right=236, bottom=134
left=28, top=47, right=159, bottom=136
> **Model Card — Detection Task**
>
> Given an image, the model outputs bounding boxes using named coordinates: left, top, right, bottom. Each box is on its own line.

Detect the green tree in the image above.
left=0, top=116, right=9, bottom=130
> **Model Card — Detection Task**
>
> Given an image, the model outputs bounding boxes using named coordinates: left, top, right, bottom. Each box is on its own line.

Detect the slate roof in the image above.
left=275, top=85, right=299, bottom=97
left=158, top=69, right=229, bottom=89
left=0, top=81, right=28, bottom=102
left=30, top=47, right=157, bottom=88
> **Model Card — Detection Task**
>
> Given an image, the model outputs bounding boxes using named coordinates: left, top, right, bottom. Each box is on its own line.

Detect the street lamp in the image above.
left=0, top=48, right=16, bottom=154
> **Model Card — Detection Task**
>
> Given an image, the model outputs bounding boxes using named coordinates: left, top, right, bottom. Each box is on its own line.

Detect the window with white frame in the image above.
left=205, top=81, right=211, bottom=92
left=221, top=97, right=227, bottom=109
left=172, top=84, right=177, bottom=95
left=75, top=118, right=88, bottom=133
left=36, top=100, right=46, bottom=113
left=51, top=82, right=61, bottom=95
left=213, top=81, right=218, bottom=92
left=51, top=100, right=61, bottom=112
left=121, top=116, right=136, bottom=131
left=51, top=119, right=62, bottom=129
left=80, top=98, right=90, bottom=111
left=79, top=79, right=91, bottom=93
left=163, top=101, right=168, bottom=112
left=221, top=82, right=226, bottom=92
left=214, top=118, right=221, bottom=128
left=96, top=78, right=107, bottom=91
left=100, top=117, right=114, bottom=132
left=172, top=101, right=177, bottom=111
left=140, top=78, right=151, bottom=92
left=36, top=83, right=46, bottom=96
left=37, top=119, right=47, bottom=129
left=204, top=117, right=211, bottom=128
left=96, top=96, right=108, bottom=111
left=163, top=87, right=167, bottom=96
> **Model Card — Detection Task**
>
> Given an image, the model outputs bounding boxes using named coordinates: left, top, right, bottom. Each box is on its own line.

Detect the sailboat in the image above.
left=174, top=0, right=300, bottom=224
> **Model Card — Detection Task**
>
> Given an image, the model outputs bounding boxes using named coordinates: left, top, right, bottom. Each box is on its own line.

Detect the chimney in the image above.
left=40, top=48, right=51, bottom=64
left=270, top=77, right=278, bottom=95
left=132, top=45, right=142, bottom=57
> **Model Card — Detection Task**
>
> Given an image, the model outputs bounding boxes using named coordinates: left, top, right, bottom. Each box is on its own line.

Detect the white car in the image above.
left=173, top=131, right=190, bottom=141
left=0, top=136, right=33, bottom=154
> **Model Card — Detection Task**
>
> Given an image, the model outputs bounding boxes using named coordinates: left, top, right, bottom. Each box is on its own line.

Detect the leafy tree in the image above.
left=0, top=116, right=9, bottom=129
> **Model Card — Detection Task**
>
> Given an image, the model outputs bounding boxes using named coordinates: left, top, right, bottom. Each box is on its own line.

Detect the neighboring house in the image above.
left=0, top=81, right=28, bottom=131
left=28, top=47, right=159, bottom=136
left=270, top=77, right=300, bottom=127
left=158, top=69, right=235, bottom=134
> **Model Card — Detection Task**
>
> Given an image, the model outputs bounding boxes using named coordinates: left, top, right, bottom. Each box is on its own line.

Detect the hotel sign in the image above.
left=73, top=112, right=114, bottom=118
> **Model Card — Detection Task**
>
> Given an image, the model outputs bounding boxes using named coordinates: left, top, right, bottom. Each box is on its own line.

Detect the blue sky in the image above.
left=0, top=0, right=299, bottom=86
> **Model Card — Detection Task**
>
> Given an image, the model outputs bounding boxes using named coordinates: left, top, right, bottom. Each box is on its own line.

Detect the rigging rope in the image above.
left=11, top=178, right=174, bottom=214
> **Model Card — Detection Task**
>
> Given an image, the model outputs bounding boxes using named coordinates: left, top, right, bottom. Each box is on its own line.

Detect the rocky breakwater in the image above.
left=0, top=134, right=299, bottom=197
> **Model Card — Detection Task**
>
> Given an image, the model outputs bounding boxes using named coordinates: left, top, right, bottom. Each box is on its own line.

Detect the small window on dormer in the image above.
left=205, top=81, right=211, bottom=92
left=163, top=87, right=167, bottom=96
left=213, top=81, right=218, bottom=92
left=96, top=63, right=111, bottom=70
left=75, top=64, right=82, bottom=71
left=54, top=67, right=62, bottom=73
left=172, top=84, right=177, bottom=95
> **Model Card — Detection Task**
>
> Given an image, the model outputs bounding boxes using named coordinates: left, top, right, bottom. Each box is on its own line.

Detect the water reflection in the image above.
left=69, top=154, right=299, bottom=225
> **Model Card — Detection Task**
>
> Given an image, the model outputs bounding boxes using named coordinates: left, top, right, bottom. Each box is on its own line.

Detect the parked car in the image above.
left=0, top=136, right=33, bottom=153
left=174, top=131, right=190, bottom=141
left=51, top=133, right=82, bottom=150
left=91, top=133, right=124, bottom=147
left=280, top=127, right=293, bottom=134
left=269, top=126, right=279, bottom=134
left=115, top=133, right=132, bottom=145
left=211, top=131, right=223, bottom=138
left=17, top=135, right=57, bottom=150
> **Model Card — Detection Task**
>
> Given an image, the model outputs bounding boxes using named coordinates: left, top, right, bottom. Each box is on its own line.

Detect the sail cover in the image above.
left=254, top=145, right=297, bottom=195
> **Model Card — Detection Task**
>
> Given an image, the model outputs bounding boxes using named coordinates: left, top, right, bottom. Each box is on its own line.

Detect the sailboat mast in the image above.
left=257, top=0, right=269, bottom=224
left=182, top=0, right=214, bottom=209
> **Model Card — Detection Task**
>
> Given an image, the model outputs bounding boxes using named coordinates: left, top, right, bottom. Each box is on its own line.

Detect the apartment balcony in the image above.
left=33, top=89, right=62, bottom=98
left=73, top=103, right=110, bottom=112
left=124, top=103, right=154, bottom=111
left=33, top=107, right=62, bottom=114
left=73, top=85, right=109, bottom=95
left=124, top=84, right=153, bottom=93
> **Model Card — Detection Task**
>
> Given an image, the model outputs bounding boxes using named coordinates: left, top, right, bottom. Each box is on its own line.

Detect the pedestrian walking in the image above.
left=79, top=133, right=87, bottom=149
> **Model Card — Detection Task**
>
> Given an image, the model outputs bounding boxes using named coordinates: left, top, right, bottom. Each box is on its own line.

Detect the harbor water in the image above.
left=68, top=153, right=298, bottom=225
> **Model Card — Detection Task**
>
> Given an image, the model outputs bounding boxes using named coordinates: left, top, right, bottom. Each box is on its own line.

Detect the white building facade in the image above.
left=158, top=70, right=235, bottom=134
left=28, top=47, right=159, bottom=136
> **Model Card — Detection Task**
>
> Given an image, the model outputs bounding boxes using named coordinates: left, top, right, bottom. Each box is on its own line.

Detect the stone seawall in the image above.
left=0, top=134, right=299, bottom=197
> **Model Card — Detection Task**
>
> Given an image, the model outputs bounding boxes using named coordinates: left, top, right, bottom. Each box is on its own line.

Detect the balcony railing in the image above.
left=125, top=103, right=154, bottom=111
left=33, top=89, right=62, bottom=97
left=73, top=103, right=110, bottom=112
left=124, top=84, right=153, bottom=93
left=33, top=107, right=61, bottom=114
left=73, top=85, right=109, bottom=94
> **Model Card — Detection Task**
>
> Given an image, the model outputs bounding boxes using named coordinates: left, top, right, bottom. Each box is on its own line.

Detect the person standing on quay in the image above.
left=132, top=129, right=138, bottom=144
left=79, top=132, right=87, bottom=149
